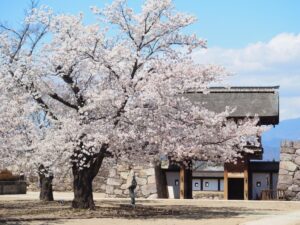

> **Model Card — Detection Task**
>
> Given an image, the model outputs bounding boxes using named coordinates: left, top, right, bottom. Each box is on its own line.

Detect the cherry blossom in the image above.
left=0, top=0, right=265, bottom=209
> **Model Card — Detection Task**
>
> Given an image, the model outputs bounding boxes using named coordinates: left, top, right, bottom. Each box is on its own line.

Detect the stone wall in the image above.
left=26, top=163, right=159, bottom=199
left=105, top=164, right=158, bottom=199
left=0, top=181, right=27, bottom=195
left=278, top=140, right=300, bottom=200
left=193, top=191, right=224, bottom=200
left=27, top=166, right=109, bottom=193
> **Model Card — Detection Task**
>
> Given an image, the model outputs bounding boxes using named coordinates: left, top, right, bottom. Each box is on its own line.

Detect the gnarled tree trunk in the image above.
left=72, top=168, right=95, bottom=209
left=38, top=165, right=54, bottom=201
left=71, top=144, right=107, bottom=209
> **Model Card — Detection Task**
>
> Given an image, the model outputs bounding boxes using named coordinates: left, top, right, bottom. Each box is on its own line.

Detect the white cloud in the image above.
left=280, top=97, right=300, bottom=121
left=192, top=33, right=300, bottom=121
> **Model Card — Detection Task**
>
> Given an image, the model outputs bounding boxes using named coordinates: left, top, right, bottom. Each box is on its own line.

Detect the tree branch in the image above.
left=48, top=93, right=79, bottom=111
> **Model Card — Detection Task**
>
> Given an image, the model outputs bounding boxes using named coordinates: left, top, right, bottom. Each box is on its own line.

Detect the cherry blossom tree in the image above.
left=0, top=70, right=69, bottom=201
left=0, top=74, right=37, bottom=172
left=0, top=0, right=265, bottom=209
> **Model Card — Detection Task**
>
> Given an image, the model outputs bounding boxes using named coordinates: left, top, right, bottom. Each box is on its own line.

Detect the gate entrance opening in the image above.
left=228, top=178, right=244, bottom=200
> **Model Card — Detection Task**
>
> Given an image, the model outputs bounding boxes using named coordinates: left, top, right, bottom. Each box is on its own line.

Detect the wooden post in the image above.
left=224, top=168, right=228, bottom=200
left=244, top=168, right=248, bottom=200
left=180, top=166, right=185, bottom=199
left=185, top=168, right=193, bottom=199
left=154, top=165, right=169, bottom=198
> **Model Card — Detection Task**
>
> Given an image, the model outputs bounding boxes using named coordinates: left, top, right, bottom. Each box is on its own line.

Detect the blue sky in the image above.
left=1, top=0, right=299, bottom=48
left=1, top=0, right=300, bottom=120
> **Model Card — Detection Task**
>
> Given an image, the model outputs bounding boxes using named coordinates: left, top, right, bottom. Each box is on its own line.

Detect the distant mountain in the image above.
left=262, top=118, right=300, bottom=161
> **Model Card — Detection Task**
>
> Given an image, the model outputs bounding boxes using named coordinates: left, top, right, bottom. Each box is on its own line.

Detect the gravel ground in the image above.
left=1, top=192, right=300, bottom=225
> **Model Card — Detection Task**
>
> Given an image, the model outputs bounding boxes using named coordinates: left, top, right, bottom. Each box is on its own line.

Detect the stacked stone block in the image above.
left=278, top=140, right=300, bottom=200
left=27, top=167, right=109, bottom=193
left=18, top=164, right=158, bottom=197
left=105, top=164, right=158, bottom=199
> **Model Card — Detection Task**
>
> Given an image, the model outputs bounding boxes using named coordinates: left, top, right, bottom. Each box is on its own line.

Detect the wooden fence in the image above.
left=261, top=189, right=285, bottom=200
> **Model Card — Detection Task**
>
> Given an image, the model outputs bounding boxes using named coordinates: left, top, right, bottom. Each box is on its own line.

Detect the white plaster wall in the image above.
left=192, top=179, right=201, bottom=191
left=220, top=179, right=224, bottom=191
left=202, top=179, right=218, bottom=191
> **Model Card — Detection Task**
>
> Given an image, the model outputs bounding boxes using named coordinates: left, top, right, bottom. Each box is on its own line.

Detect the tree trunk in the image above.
left=72, top=168, right=95, bottom=209
left=71, top=144, right=107, bottom=209
left=38, top=165, right=54, bottom=201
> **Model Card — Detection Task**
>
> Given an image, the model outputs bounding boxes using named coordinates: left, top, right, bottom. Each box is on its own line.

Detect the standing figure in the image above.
left=128, top=173, right=137, bottom=206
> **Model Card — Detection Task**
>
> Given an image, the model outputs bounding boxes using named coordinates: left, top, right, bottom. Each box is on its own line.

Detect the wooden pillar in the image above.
left=244, top=168, right=248, bottom=200
left=248, top=169, right=253, bottom=200
left=185, top=169, right=193, bottom=199
left=154, top=165, right=169, bottom=198
left=179, top=166, right=193, bottom=199
left=200, top=178, right=203, bottom=191
left=180, top=166, right=185, bottom=199
left=224, top=169, right=228, bottom=200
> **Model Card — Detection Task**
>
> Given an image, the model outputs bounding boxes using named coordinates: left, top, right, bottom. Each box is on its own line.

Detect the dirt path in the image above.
left=241, top=211, right=300, bottom=225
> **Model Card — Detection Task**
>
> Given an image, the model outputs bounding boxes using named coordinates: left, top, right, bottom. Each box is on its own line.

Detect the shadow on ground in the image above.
left=0, top=199, right=277, bottom=225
